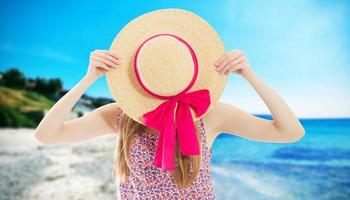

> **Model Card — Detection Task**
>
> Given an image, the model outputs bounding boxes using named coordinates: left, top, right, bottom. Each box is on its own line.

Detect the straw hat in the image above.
left=106, top=8, right=227, bottom=171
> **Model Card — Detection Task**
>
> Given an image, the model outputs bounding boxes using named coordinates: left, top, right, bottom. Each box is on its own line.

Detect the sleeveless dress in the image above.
left=116, top=118, right=216, bottom=199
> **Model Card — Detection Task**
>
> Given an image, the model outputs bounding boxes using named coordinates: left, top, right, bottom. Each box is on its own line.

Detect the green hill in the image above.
left=0, top=86, right=54, bottom=127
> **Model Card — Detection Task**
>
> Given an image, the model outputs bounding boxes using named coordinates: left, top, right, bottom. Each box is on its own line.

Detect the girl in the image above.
left=34, top=49, right=305, bottom=199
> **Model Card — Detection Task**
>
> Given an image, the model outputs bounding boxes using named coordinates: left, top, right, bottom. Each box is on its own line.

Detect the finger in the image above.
left=92, top=55, right=118, bottom=69
left=217, top=55, right=237, bottom=72
left=214, top=53, right=228, bottom=66
left=216, top=51, right=242, bottom=70
left=225, top=63, right=243, bottom=75
left=93, top=59, right=112, bottom=71
left=219, top=56, right=245, bottom=74
left=95, top=50, right=120, bottom=60
left=216, top=55, right=232, bottom=70
left=94, top=51, right=120, bottom=66
left=215, top=49, right=242, bottom=67
left=225, top=67, right=237, bottom=75
left=217, top=50, right=244, bottom=71
left=97, top=66, right=108, bottom=73
left=107, top=50, right=121, bottom=60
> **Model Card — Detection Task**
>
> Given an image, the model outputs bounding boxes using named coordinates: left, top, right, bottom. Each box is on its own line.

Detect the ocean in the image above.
left=210, top=118, right=350, bottom=200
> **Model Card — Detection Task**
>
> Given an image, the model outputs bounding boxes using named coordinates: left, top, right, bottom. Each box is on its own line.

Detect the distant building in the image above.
left=72, top=99, right=94, bottom=118
left=25, top=79, right=37, bottom=90
left=47, top=89, right=114, bottom=120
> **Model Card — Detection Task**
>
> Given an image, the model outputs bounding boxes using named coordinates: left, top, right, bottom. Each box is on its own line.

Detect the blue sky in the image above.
left=0, top=0, right=349, bottom=118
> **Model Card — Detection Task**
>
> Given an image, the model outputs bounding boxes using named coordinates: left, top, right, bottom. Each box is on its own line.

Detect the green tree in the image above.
left=0, top=68, right=26, bottom=89
left=48, top=78, right=63, bottom=98
left=34, top=77, right=62, bottom=99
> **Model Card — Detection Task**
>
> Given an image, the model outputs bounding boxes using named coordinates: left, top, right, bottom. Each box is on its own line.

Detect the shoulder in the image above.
left=95, top=103, right=123, bottom=132
left=201, top=102, right=224, bottom=139
left=95, top=102, right=122, bottom=116
left=201, top=101, right=241, bottom=137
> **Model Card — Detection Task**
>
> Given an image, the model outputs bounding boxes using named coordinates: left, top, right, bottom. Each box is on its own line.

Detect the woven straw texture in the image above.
left=106, top=8, right=227, bottom=124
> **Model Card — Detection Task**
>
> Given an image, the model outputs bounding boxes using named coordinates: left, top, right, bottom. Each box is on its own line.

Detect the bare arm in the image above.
left=34, top=50, right=121, bottom=144
left=206, top=49, right=305, bottom=143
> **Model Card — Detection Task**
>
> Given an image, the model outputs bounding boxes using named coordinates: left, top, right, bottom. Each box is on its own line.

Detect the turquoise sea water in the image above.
left=210, top=118, right=350, bottom=200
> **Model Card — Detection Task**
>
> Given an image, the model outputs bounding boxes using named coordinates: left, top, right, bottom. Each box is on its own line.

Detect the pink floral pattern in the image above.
left=116, top=118, right=215, bottom=199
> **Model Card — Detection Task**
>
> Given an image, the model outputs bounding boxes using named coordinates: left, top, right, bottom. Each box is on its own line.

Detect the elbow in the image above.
left=34, top=130, right=55, bottom=145
left=34, top=130, right=47, bottom=144
left=34, top=124, right=65, bottom=145
left=284, top=126, right=305, bottom=143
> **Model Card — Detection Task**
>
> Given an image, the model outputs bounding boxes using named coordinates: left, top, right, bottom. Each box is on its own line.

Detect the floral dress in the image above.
left=116, top=117, right=216, bottom=200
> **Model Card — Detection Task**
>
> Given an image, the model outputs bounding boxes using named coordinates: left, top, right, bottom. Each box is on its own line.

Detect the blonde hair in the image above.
left=113, top=110, right=202, bottom=189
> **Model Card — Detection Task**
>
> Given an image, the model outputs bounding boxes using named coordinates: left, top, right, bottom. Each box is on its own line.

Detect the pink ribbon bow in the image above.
left=143, top=89, right=211, bottom=171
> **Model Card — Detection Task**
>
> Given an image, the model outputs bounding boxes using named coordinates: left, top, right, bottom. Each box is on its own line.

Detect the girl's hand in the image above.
left=85, top=49, right=120, bottom=80
left=214, top=49, right=252, bottom=76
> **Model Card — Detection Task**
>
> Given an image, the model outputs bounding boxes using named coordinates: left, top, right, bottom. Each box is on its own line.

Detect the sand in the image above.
left=0, top=128, right=117, bottom=200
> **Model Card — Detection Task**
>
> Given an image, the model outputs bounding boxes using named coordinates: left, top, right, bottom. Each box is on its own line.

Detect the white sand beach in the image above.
left=0, top=128, right=117, bottom=200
